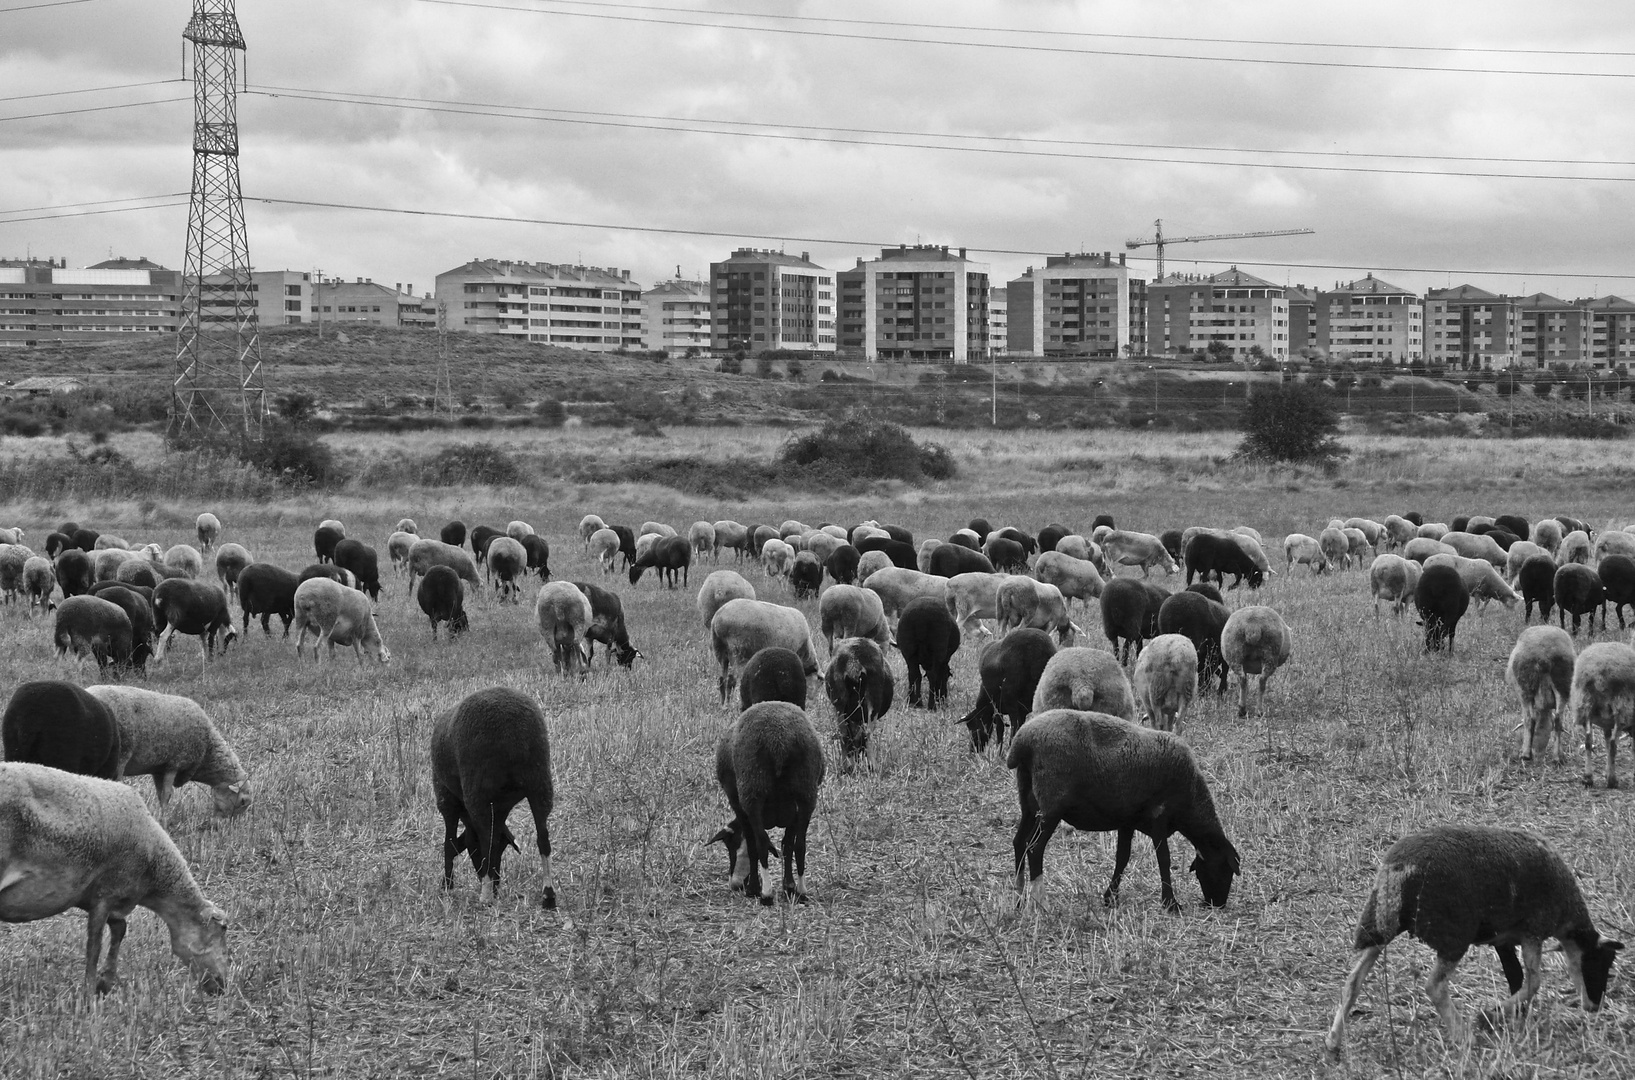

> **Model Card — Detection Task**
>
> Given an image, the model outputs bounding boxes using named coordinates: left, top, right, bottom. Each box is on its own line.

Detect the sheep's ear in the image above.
left=1602, top=937, right=1625, bottom=953
left=706, top=828, right=734, bottom=847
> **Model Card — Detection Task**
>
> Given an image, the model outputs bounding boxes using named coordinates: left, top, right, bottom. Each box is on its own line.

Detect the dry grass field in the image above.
left=0, top=426, right=1632, bottom=1078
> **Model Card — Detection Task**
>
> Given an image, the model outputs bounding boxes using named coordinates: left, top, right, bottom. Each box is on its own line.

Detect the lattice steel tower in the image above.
left=172, top=0, right=264, bottom=440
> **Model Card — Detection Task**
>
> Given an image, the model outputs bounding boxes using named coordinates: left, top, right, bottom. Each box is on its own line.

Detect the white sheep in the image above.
left=688, top=521, right=717, bottom=562
left=0, top=761, right=230, bottom=995
left=1034, top=550, right=1105, bottom=611
left=805, top=531, right=845, bottom=565
left=760, top=538, right=795, bottom=581
left=1506, top=626, right=1574, bottom=763
left=1573, top=641, right=1635, bottom=789
left=817, top=584, right=890, bottom=653
left=394, top=518, right=418, bottom=535
left=1423, top=553, right=1519, bottom=613
left=633, top=532, right=659, bottom=566
left=946, top=571, right=1008, bottom=637
left=1506, top=540, right=1547, bottom=583
left=1403, top=537, right=1458, bottom=564
left=405, top=539, right=482, bottom=597
left=995, top=577, right=1079, bottom=644
left=1319, top=527, right=1351, bottom=570
left=0, top=527, right=23, bottom=546
left=387, top=530, right=417, bottom=576
left=1381, top=514, right=1416, bottom=551
left=855, top=549, right=892, bottom=582
left=0, top=543, right=34, bottom=602
left=1557, top=529, right=1594, bottom=567
left=1221, top=606, right=1293, bottom=718
left=578, top=514, right=606, bottom=550
left=1367, top=553, right=1421, bottom=617
left=485, top=535, right=528, bottom=602
left=194, top=512, right=221, bottom=552
left=1593, top=530, right=1635, bottom=563
left=1531, top=519, right=1564, bottom=555
left=1132, top=634, right=1198, bottom=733
left=1283, top=533, right=1328, bottom=574
left=639, top=521, right=676, bottom=538
left=778, top=519, right=807, bottom=539
left=94, top=547, right=136, bottom=583
left=163, top=544, right=204, bottom=578
left=588, top=527, right=621, bottom=573
left=862, top=566, right=950, bottom=623
left=1342, top=528, right=1374, bottom=567
left=697, top=569, right=756, bottom=629
left=713, top=520, right=749, bottom=560
left=1030, top=647, right=1137, bottom=721
left=93, top=534, right=130, bottom=550
left=1416, top=522, right=1450, bottom=540
left=83, top=685, right=250, bottom=815
left=535, top=581, right=592, bottom=677
left=709, top=598, right=819, bottom=704
left=506, top=520, right=535, bottom=541
left=22, top=555, right=55, bottom=616
left=291, top=577, right=391, bottom=666
left=213, top=542, right=251, bottom=600
left=1344, top=518, right=1386, bottom=548
left=916, top=538, right=943, bottom=574
left=1440, top=530, right=1507, bottom=569
left=1101, top=530, right=1179, bottom=577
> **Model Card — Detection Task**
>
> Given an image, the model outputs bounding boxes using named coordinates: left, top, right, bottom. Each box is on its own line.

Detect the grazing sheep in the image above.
left=710, top=598, right=819, bottom=704
left=712, top=520, right=749, bottom=560
left=1156, top=591, right=1231, bottom=694
left=92, top=547, right=135, bottom=584
left=578, top=514, right=606, bottom=550
left=2, top=681, right=124, bottom=778
left=1594, top=530, right=1635, bottom=563
left=0, top=526, right=22, bottom=546
left=1441, top=530, right=1507, bottom=569
left=1319, top=527, right=1351, bottom=570
left=850, top=523, right=888, bottom=547
left=862, top=567, right=950, bottom=623
left=896, top=594, right=961, bottom=708
left=520, top=534, right=549, bottom=580
left=1187, top=533, right=1266, bottom=589
left=946, top=571, right=1008, bottom=637
left=858, top=536, right=918, bottom=570
left=417, top=564, right=469, bottom=639
left=1404, top=537, right=1458, bottom=564
left=1506, top=539, right=1547, bottom=582
left=237, top=563, right=299, bottom=637
left=152, top=580, right=238, bottom=671
left=631, top=534, right=693, bottom=588
left=1344, top=518, right=1386, bottom=548
left=1415, top=563, right=1470, bottom=652
left=70, top=528, right=100, bottom=552
left=916, top=538, right=943, bottom=574
left=1222, top=606, right=1293, bottom=716
left=1382, top=514, right=1416, bottom=551
left=824, top=543, right=861, bottom=585
left=406, top=539, right=482, bottom=598
left=1324, top=826, right=1622, bottom=1060
left=1574, top=641, right=1635, bottom=789
left=928, top=542, right=995, bottom=578
left=789, top=551, right=823, bottom=599
left=708, top=702, right=825, bottom=905
left=949, top=528, right=982, bottom=551
left=1034, top=550, right=1105, bottom=611
left=739, top=647, right=809, bottom=710
left=966, top=518, right=993, bottom=542
left=534, top=582, right=592, bottom=678
left=639, top=521, right=676, bottom=539
left=1509, top=556, right=1560, bottom=628
left=1055, top=534, right=1094, bottom=562
left=1556, top=514, right=1592, bottom=538
left=440, top=520, right=467, bottom=548
left=1368, top=553, right=1423, bottom=617
left=332, top=538, right=382, bottom=601
left=1507, top=626, right=1575, bottom=763
left=94, top=535, right=130, bottom=551
left=697, top=570, right=757, bottom=630
left=1555, top=563, right=1606, bottom=636
left=1417, top=522, right=1450, bottom=541
left=485, top=536, right=529, bottom=602
left=1284, top=533, right=1329, bottom=574
left=588, top=527, right=621, bottom=573
left=570, top=581, right=641, bottom=668
left=394, top=518, right=417, bottom=535
left=1037, top=524, right=1071, bottom=555
left=818, top=584, right=891, bottom=653
left=87, top=585, right=155, bottom=666
left=1601, top=554, right=1635, bottom=630
left=432, top=687, right=557, bottom=907
left=213, top=542, right=251, bottom=601
left=45, top=532, right=74, bottom=557
left=1342, top=528, right=1374, bottom=567
left=291, top=577, right=388, bottom=666
left=469, top=525, right=503, bottom=565
left=760, top=537, right=795, bottom=582
left=194, top=513, right=221, bottom=552
left=1531, top=519, right=1564, bottom=555
left=1009, top=709, right=1240, bottom=910
left=1100, top=577, right=1154, bottom=664
left=1102, top=530, right=1179, bottom=577
left=83, top=685, right=249, bottom=815
left=506, top=520, right=534, bottom=541
left=53, top=595, right=142, bottom=671
left=609, top=524, right=638, bottom=569
left=1423, top=553, right=1519, bottom=613
left=983, top=535, right=1028, bottom=573
left=1031, top=648, right=1137, bottom=720
left=386, top=531, right=416, bottom=576
left=1132, top=634, right=1198, bottom=733
left=688, top=520, right=717, bottom=562
left=995, top=577, right=1078, bottom=645
left=1494, top=514, right=1531, bottom=541
left=959, top=629, right=1054, bottom=751
left=22, top=555, right=55, bottom=615
left=805, top=531, right=845, bottom=566
left=825, top=637, right=895, bottom=762
left=0, top=761, right=230, bottom=995
left=54, top=548, right=94, bottom=597
left=1557, top=529, right=1594, bottom=567
left=313, top=524, right=344, bottom=564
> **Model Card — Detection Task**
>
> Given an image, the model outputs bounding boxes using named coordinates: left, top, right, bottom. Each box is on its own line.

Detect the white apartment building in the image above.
left=435, top=259, right=643, bottom=350
left=642, top=278, right=711, bottom=354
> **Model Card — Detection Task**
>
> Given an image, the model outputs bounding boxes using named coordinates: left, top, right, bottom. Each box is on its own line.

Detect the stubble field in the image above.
left=0, top=426, right=1632, bottom=1078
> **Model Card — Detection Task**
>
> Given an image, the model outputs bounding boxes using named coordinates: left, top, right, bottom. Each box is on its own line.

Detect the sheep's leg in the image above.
left=1236, top=673, right=1250, bottom=718
left=1551, top=709, right=1565, bottom=765
left=906, top=664, right=923, bottom=707
left=154, top=770, right=176, bottom=813
left=437, top=797, right=462, bottom=889
left=1493, top=944, right=1524, bottom=997
left=1258, top=671, right=1271, bottom=715
left=1153, top=837, right=1182, bottom=912
left=527, top=792, right=556, bottom=909
left=95, top=916, right=128, bottom=994
left=1498, top=939, right=1544, bottom=1021
left=83, top=904, right=109, bottom=996
left=1608, top=729, right=1620, bottom=790
left=1016, top=814, right=1059, bottom=904
left=1103, top=828, right=1135, bottom=906
left=1426, top=954, right=1469, bottom=1048
left=790, top=818, right=809, bottom=901
left=1584, top=725, right=1599, bottom=787
left=475, top=805, right=504, bottom=902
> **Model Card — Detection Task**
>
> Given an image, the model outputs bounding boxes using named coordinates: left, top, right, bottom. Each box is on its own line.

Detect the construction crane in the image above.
left=1125, top=219, right=1315, bottom=281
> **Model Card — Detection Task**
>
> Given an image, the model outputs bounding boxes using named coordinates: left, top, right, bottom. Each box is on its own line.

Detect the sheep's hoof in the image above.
left=1610, top=777, right=1621, bottom=790
left=95, top=973, right=121, bottom=995
left=759, top=894, right=775, bottom=908
left=1323, top=1043, right=1342, bottom=1064
left=1237, top=706, right=1248, bottom=719
left=1162, top=896, right=1182, bottom=914
left=540, top=888, right=557, bottom=910
left=1101, top=888, right=1119, bottom=908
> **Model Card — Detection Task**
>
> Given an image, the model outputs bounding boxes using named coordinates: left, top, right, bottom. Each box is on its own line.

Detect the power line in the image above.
left=0, top=96, right=189, bottom=124
left=0, top=0, right=110, bottom=12
left=414, top=0, right=1635, bottom=79
left=0, top=193, right=188, bottom=216
left=0, top=199, right=187, bottom=224
left=0, top=79, right=182, bottom=104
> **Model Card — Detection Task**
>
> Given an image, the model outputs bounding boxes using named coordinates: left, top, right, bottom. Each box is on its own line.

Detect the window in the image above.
left=285, top=285, right=302, bottom=296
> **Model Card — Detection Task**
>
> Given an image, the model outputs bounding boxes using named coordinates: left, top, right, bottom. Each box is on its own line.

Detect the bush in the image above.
left=239, top=422, right=343, bottom=487
left=423, top=443, right=522, bottom=486
left=718, top=356, right=742, bottom=375
left=1532, top=373, right=1556, bottom=398
left=1236, top=383, right=1345, bottom=463
left=534, top=398, right=567, bottom=426
left=779, top=418, right=956, bottom=484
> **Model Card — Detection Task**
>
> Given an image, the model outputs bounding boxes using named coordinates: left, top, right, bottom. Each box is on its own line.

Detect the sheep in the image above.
left=1417, top=522, right=1450, bottom=540
left=686, top=520, right=716, bottom=562
left=1531, top=519, right=1564, bottom=555
left=0, top=526, right=22, bottom=546
left=750, top=525, right=780, bottom=556
left=859, top=536, right=918, bottom=570
left=631, top=534, right=692, bottom=588
left=1187, top=533, right=1266, bottom=589
left=739, top=647, right=809, bottom=710
left=1382, top=514, right=1416, bottom=551
left=1324, top=826, right=1622, bottom=1061
left=394, top=518, right=417, bottom=535
left=1132, top=634, right=1198, bottom=734
left=313, top=524, right=344, bottom=564
left=1602, top=554, right=1635, bottom=630
left=1100, top=577, right=1154, bottom=664
left=1517, top=555, right=1558, bottom=622
left=1344, top=518, right=1386, bottom=548
left=915, top=538, right=943, bottom=574
left=1102, top=530, right=1179, bottom=577
left=1574, top=641, right=1635, bottom=789
left=1415, top=563, right=1470, bottom=652
left=850, top=523, right=888, bottom=547
left=485, top=535, right=529, bottom=602
left=862, top=566, right=950, bottom=623
left=431, top=686, right=557, bottom=907
left=1404, top=537, right=1458, bottom=564
left=825, top=638, right=894, bottom=762
left=1318, top=527, right=1351, bottom=570
left=995, top=577, right=1078, bottom=645
left=417, top=564, right=469, bottom=639
left=983, top=535, right=1028, bottom=573
left=1557, top=529, right=1594, bottom=567
left=89, top=585, right=156, bottom=668
left=441, top=520, right=467, bottom=548
left=22, top=555, right=55, bottom=616
left=805, top=531, right=845, bottom=566
left=300, top=562, right=357, bottom=592
left=71, top=527, right=101, bottom=552
left=585, top=527, right=619, bottom=574
left=1423, top=553, right=1519, bottom=613
left=1222, top=605, right=1293, bottom=717
left=535, top=581, right=592, bottom=678
left=896, top=594, right=961, bottom=708
left=1036, top=524, right=1070, bottom=554
left=53, top=548, right=94, bottom=597
left=93, top=547, right=135, bottom=583
left=707, top=701, right=825, bottom=905
left=789, top=551, right=824, bottom=599
left=152, top=579, right=237, bottom=666
left=1555, top=563, right=1606, bottom=636
left=1031, top=648, right=1137, bottom=720
left=53, top=595, right=143, bottom=671
left=2, top=681, right=124, bottom=779
left=1284, top=533, right=1328, bottom=574
left=1440, top=530, right=1507, bottom=569
left=570, top=581, right=641, bottom=668
left=945, top=571, right=1007, bottom=638
left=332, top=538, right=383, bottom=602
left=1556, top=514, right=1592, bottom=538
left=194, top=512, right=221, bottom=552
left=966, top=517, right=993, bottom=542
left=710, top=598, right=819, bottom=704
left=928, top=542, right=994, bottom=578
left=1494, top=514, right=1531, bottom=541
left=213, top=542, right=251, bottom=601
left=468, top=525, right=503, bottom=565
left=406, top=539, right=482, bottom=598
left=1594, top=530, right=1635, bottom=563
left=1506, top=539, right=1547, bottom=582
left=959, top=629, right=1054, bottom=751
left=236, top=563, right=299, bottom=637
left=1368, top=553, right=1422, bottom=617
left=44, top=531, right=73, bottom=557
left=578, top=514, right=606, bottom=550
left=92, top=534, right=129, bottom=551
left=82, top=685, right=250, bottom=815
left=1009, top=709, right=1241, bottom=911
left=824, top=543, right=862, bottom=585
left=819, top=524, right=848, bottom=541
left=712, top=520, right=749, bottom=560
left=1507, top=626, right=1575, bottom=763
left=760, top=537, right=795, bottom=582
left=949, top=528, right=982, bottom=551
left=1342, top=528, right=1374, bottom=567
left=518, top=533, right=549, bottom=579
left=1034, top=550, right=1105, bottom=612
left=1055, top=534, right=1096, bottom=565
left=0, top=761, right=230, bottom=995
left=817, top=584, right=890, bottom=654
left=697, top=569, right=757, bottom=631
left=637, top=521, right=674, bottom=539
left=1156, top=591, right=1230, bottom=693
left=290, top=576, right=388, bottom=666
left=506, top=520, right=535, bottom=541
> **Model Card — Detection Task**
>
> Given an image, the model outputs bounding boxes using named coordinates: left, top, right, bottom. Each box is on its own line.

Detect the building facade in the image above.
left=1285, top=286, right=1317, bottom=357
left=1316, top=274, right=1423, bottom=364
left=836, top=245, right=990, bottom=362
left=1145, top=267, right=1290, bottom=360
left=642, top=278, right=711, bottom=355
left=987, top=287, right=1008, bottom=356
left=192, top=269, right=310, bottom=328
left=708, top=249, right=835, bottom=353
left=1424, top=285, right=1518, bottom=369
left=1006, top=252, right=1142, bottom=358
left=0, top=256, right=182, bottom=348
left=435, top=259, right=643, bottom=349
left=312, top=278, right=434, bottom=329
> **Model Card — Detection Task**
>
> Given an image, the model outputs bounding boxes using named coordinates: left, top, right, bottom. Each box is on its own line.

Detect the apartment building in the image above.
left=1581, top=295, right=1635, bottom=366
left=642, top=278, right=711, bottom=355
left=1424, top=285, right=1519, bottom=369
left=192, top=268, right=309, bottom=327
left=835, top=245, right=990, bottom=362
left=312, top=278, right=434, bottom=329
left=435, top=259, right=643, bottom=349
left=1006, top=252, right=1143, bottom=358
left=0, top=256, right=182, bottom=348
left=1316, top=274, right=1423, bottom=364
left=987, top=287, right=1008, bottom=356
left=1145, top=267, right=1290, bottom=360
left=1286, top=285, right=1317, bottom=357
left=709, top=249, right=835, bottom=353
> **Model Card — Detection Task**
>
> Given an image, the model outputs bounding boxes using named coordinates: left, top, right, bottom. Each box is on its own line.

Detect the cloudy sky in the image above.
left=5, top=0, right=1635, bottom=299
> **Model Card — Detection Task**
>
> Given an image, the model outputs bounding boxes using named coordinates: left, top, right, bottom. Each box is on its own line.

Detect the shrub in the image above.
left=278, top=391, right=318, bottom=428
left=1236, top=383, right=1345, bottom=463
left=756, top=356, right=775, bottom=378
left=718, top=356, right=742, bottom=375
left=1532, top=372, right=1555, bottom=398
left=423, top=443, right=522, bottom=486
left=239, top=422, right=343, bottom=487
left=534, top=398, right=567, bottom=426
left=778, top=418, right=956, bottom=484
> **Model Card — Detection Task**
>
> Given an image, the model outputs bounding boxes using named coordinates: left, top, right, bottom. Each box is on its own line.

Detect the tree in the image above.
left=1206, top=340, right=1232, bottom=362
left=1532, top=371, right=1556, bottom=398
left=277, top=391, right=317, bottom=429
left=786, top=357, right=805, bottom=381
left=718, top=355, right=742, bottom=375
left=1236, top=382, right=1345, bottom=463
left=1495, top=372, right=1520, bottom=397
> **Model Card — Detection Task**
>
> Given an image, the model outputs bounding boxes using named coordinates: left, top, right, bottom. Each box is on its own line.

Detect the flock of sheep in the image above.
left=1, top=503, right=1634, bottom=1063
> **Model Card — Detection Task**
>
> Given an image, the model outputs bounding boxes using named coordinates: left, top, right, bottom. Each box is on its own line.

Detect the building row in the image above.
left=6, top=251, right=1633, bottom=370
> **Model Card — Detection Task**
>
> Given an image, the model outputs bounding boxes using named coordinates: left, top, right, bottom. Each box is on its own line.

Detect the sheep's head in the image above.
left=212, top=777, right=252, bottom=816
left=1567, top=931, right=1624, bottom=1011
left=1190, top=840, right=1241, bottom=907
left=613, top=642, right=642, bottom=667
left=452, top=823, right=519, bottom=870
left=449, top=608, right=470, bottom=635
left=170, top=903, right=229, bottom=995
left=707, top=824, right=777, bottom=889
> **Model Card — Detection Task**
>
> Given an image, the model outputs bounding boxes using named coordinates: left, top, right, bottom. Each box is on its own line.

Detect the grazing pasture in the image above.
left=0, top=428, right=1632, bottom=1077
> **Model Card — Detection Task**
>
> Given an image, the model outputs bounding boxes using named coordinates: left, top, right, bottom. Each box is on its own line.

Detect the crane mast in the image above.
left=1125, top=219, right=1315, bottom=280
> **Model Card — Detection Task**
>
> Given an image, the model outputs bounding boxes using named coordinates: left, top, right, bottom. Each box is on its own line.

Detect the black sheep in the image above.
left=58, top=520, right=80, bottom=537
left=1415, top=563, right=1470, bottom=652
left=1139, top=582, right=1171, bottom=641
left=572, top=581, right=641, bottom=666
left=967, top=518, right=993, bottom=543
left=896, top=594, right=961, bottom=708
left=958, top=628, right=1054, bottom=752
left=237, top=563, right=300, bottom=637
left=115, top=561, right=160, bottom=589
left=1518, top=555, right=1558, bottom=623
left=789, top=552, right=823, bottom=599
left=417, top=565, right=469, bottom=639
left=824, top=543, right=861, bottom=584
left=947, top=531, right=981, bottom=551
left=44, top=531, right=74, bottom=558
left=609, top=525, right=638, bottom=569
left=629, top=534, right=692, bottom=588
left=1494, top=514, right=1530, bottom=542
left=431, top=686, right=557, bottom=908
left=520, top=534, right=551, bottom=580
left=439, top=520, right=467, bottom=548
left=71, top=528, right=100, bottom=552
left=152, top=579, right=237, bottom=663
left=1484, top=527, right=1520, bottom=551
left=994, top=527, right=1037, bottom=556
left=53, top=549, right=94, bottom=598
left=298, top=563, right=356, bottom=589
left=312, top=525, right=344, bottom=564
left=738, top=647, right=809, bottom=710
left=882, top=524, right=914, bottom=547
left=709, top=702, right=824, bottom=905
left=1158, top=590, right=1231, bottom=692
left=1555, top=563, right=1606, bottom=636
left=1185, top=581, right=1225, bottom=604
left=1403, top=511, right=1424, bottom=527
left=1600, top=554, right=1635, bottom=630
left=2, top=681, right=124, bottom=779
left=1036, top=524, right=1070, bottom=554
left=824, top=637, right=894, bottom=762
left=332, top=538, right=381, bottom=601
left=1556, top=515, right=1593, bottom=539
left=1101, top=578, right=1152, bottom=663
left=89, top=579, right=153, bottom=607
left=86, top=584, right=156, bottom=669
left=854, top=535, right=916, bottom=569
left=1159, top=529, right=1184, bottom=567
left=52, top=595, right=140, bottom=671
left=983, top=536, right=1028, bottom=573
left=1451, top=515, right=1471, bottom=534
left=1091, top=514, right=1116, bottom=532
left=468, top=525, right=503, bottom=565
left=1184, top=533, right=1264, bottom=590
left=928, top=543, right=994, bottom=578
